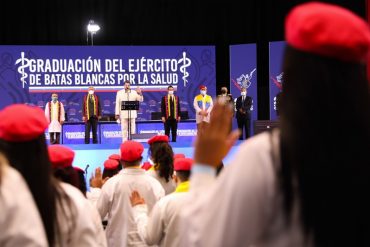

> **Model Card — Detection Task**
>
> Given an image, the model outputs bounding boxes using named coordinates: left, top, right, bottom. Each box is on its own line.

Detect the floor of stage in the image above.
left=68, top=139, right=245, bottom=190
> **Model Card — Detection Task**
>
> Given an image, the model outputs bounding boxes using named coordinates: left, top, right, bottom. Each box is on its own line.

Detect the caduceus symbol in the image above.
left=178, top=51, right=191, bottom=87
left=15, top=52, right=30, bottom=88
left=236, top=68, right=256, bottom=89
left=271, top=72, right=284, bottom=90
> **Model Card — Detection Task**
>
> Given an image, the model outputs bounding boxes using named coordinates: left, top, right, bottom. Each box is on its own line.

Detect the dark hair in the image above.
left=75, top=169, right=87, bottom=196
left=175, top=170, right=191, bottom=182
left=103, top=167, right=120, bottom=179
left=53, top=166, right=79, bottom=188
left=0, top=135, right=77, bottom=246
left=122, top=158, right=142, bottom=168
left=148, top=142, right=174, bottom=182
left=279, top=46, right=370, bottom=246
left=168, top=85, right=174, bottom=90
left=124, top=80, right=131, bottom=84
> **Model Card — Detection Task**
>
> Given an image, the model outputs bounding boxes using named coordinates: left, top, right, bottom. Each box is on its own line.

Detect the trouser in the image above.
left=237, top=117, right=251, bottom=140
left=164, top=118, right=178, bottom=142
left=85, top=116, right=98, bottom=144
left=49, top=132, right=61, bottom=144
left=121, top=118, right=136, bottom=142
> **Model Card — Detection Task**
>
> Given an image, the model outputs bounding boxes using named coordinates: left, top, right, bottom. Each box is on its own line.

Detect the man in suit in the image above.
left=82, top=86, right=101, bottom=144
left=161, top=85, right=181, bottom=142
left=115, top=80, right=144, bottom=142
left=235, top=87, right=252, bottom=140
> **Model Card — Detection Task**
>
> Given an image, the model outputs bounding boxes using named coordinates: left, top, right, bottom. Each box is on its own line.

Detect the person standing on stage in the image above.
left=45, top=93, right=65, bottom=144
left=235, top=87, right=252, bottom=140
left=115, top=80, right=144, bottom=142
left=193, top=85, right=213, bottom=134
left=161, top=85, right=181, bottom=142
left=217, top=86, right=233, bottom=105
left=82, top=86, right=102, bottom=144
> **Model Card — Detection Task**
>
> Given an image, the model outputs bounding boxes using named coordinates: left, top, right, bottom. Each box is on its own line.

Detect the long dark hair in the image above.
left=148, top=142, right=174, bottom=182
left=0, top=135, right=76, bottom=246
left=279, top=46, right=370, bottom=246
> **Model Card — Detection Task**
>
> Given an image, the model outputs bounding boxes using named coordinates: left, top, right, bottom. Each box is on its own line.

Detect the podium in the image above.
left=121, top=101, right=140, bottom=140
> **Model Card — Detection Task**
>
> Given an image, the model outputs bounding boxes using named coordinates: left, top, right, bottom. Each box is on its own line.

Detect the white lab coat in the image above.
left=179, top=130, right=306, bottom=247
left=0, top=163, right=48, bottom=247
left=133, top=191, right=189, bottom=247
left=57, top=183, right=107, bottom=247
left=45, top=101, right=65, bottom=132
left=87, top=187, right=102, bottom=208
left=146, top=169, right=176, bottom=195
left=193, top=94, right=213, bottom=124
left=97, top=168, right=165, bottom=247
left=115, top=89, right=144, bottom=119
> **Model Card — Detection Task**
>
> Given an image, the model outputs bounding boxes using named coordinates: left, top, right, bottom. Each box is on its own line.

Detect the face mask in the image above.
left=168, top=91, right=174, bottom=95
left=241, top=92, right=246, bottom=96
left=200, top=90, right=206, bottom=95
left=88, top=90, right=94, bottom=95
left=52, top=97, right=58, bottom=102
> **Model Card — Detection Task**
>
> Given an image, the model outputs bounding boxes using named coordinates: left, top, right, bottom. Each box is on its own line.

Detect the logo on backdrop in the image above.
left=271, top=72, right=283, bottom=90
left=231, top=68, right=256, bottom=90
left=14, top=51, right=193, bottom=90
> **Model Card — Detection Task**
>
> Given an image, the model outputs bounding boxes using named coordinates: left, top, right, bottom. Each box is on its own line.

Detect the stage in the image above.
left=69, top=139, right=245, bottom=190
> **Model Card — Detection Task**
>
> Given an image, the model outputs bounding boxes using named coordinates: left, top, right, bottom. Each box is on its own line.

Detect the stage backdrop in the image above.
left=0, top=46, right=216, bottom=122
left=269, top=41, right=285, bottom=120
left=229, top=44, right=257, bottom=136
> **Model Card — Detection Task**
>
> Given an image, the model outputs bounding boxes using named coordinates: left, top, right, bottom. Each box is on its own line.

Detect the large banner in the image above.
left=229, top=44, right=258, bottom=135
left=269, top=41, right=286, bottom=120
left=0, top=46, right=216, bottom=121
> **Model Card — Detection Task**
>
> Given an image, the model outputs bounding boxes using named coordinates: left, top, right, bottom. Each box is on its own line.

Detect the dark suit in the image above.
left=82, top=94, right=101, bottom=144
left=235, top=95, right=252, bottom=140
left=161, top=95, right=181, bottom=142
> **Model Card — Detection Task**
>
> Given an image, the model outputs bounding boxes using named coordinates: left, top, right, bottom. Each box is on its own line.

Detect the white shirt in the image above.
left=115, top=89, right=144, bottom=119
left=133, top=191, right=189, bottom=247
left=45, top=101, right=65, bottom=132
left=146, top=169, right=176, bottom=195
left=0, top=163, right=48, bottom=247
left=57, top=183, right=107, bottom=247
left=87, top=187, right=102, bottom=208
left=97, top=168, right=165, bottom=247
left=179, top=130, right=306, bottom=247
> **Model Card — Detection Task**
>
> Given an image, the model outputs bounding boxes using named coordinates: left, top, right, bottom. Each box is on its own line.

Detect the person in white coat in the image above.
left=180, top=3, right=370, bottom=246
left=115, top=80, right=144, bottom=142
left=45, top=93, right=65, bottom=144
left=130, top=157, right=193, bottom=247
left=193, top=85, right=213, bottom=134
left=97, top=140, right=165, bottom=247
left=0, top=155, right=48, bottom=247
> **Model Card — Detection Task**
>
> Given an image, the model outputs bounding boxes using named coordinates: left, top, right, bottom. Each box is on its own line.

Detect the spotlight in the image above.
left=86, top=20, right=100, bottom=46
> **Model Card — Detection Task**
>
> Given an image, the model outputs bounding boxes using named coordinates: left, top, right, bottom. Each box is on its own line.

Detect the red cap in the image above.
left=147, top=134, right=169, bottom=145
left=174, top=158, right=193, bottom=171
left=120, top=141, right=144, bottom=162
left=286, top=2, right=370, bottom=62
left=0, top=104, right=49, bottom=142
left=108, top=154, right=121, bottom=161
left=48, top=145, right=75, bottom=169
left=74, top=166, right=85, bottom=174
left=174, top=153, right=186, bottom=160
left=104, top=159, right=120, bottom=170
left=141, top=161, right=153, bottom=171
left=199, top=85, right=207, bottom=90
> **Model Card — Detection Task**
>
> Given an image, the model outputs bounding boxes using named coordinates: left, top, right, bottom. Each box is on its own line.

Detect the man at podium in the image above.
left=115, top=80, right=144, bottom=141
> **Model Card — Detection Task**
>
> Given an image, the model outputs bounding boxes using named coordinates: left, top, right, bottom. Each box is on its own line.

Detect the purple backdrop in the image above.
left=229, top=44, right=257, bottom=135
left=0, top=46, right=216, bottom=121
left=269, top=41, right=286, bottom=120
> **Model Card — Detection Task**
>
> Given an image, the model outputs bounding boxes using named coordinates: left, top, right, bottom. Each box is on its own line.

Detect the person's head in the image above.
left=240, top=87, right=247, bottom=96
left=279, top=2, right=370, bottom=245
left=108, top=153, right=123, bottom=171
left=88, top=86, right=95, bottom=95
left=147, top=135, right=174, bottom=182
left=0, top=104, right=63, bottom=246
left=168, top=85, right=175, bottom=95
left=51, top=93, right=58, bottom=102
left=124, top=80, right=131, bottom=90
left=120, top=140, right=144, bottom=168
left=173, top=158, right=193, bottom=184
left=221, top=87, right=228, bottom=95
left=73, top=167, right=87, bottom=196
left=102, top=159, right=121, bottom=179
left=199, top=85, right=207, bottom=95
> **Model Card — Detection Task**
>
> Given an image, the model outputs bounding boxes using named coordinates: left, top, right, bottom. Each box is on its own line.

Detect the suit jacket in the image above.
left=82, top=94, right=101, bottom=120
left=236, top=95, right=252, bottom=119
left=161, top=95, right=181, bottom=119
left=115, top=89, right=144, bottom=119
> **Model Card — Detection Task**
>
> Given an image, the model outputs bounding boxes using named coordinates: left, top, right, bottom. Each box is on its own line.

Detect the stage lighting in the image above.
left=86, top=20, right=100, bottom=46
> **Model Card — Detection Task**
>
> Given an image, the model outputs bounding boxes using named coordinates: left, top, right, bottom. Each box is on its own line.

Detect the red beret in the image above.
left=48, top=145, right=75, bottom=169
left=108, top=154, right=121, bottom=161
left=104, top=159, right=120, bottom=170
left=74, top=166, right=85, bottom=174
left=286, top=2, right=370, bottom=62
left=120, top=141, right=144, bottom=162
left=147, top=134, right=169, bottom=145
left=174, top=158, right=193, bottom=171
left=141, top=161, right=153, bottom=171
left=199, top=85, right=207, bottom=90
left=174, top=153, right=185, bottom=160
left=0, top=104, right=48, bottom=142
